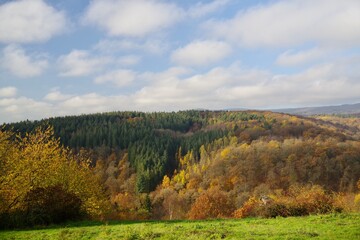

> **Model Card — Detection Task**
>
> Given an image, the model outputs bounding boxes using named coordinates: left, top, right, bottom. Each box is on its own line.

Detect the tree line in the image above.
left=1, top=110, right=360, bottom=225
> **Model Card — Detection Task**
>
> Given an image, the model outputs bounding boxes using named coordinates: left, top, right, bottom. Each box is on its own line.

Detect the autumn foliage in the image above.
left=233, top=185, right=343, bottom=219
left=233, top=197, right=259, bottom=218
left=2, top=111, right=360, bottom=224
left=189, top=188, right=235, bottom=219
left=0, top=127, right=109, bottom=228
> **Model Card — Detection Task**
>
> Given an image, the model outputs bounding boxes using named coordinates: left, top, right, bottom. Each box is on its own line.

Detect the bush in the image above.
left=286, top=205, right=309, bottom=216
left=189, top=188, right=235, bottom=219
left=0, top=211, right=27, bottom=229
left=263, top=203, right=289, bottom=218
left=285, top=185, right=337, bottom=215
left=0, top=185, right=83, bottom=229
left=24, top=185, right=83, bottom=226
left=233, top=197, right=259, bottom=218
left=266, top=185, right=341, bottom=217
left=234, top=185, right=343, bottom=219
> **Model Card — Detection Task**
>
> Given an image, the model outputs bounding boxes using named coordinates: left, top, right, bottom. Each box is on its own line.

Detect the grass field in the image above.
left=0, top=213, right=359, bottom=240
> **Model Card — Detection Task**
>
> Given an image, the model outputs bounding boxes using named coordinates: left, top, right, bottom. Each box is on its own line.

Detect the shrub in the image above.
left=0, top=185, right=83, bottom=228
left=235, top=185, right=343, bottom=219
left=264, top=185, right=340, bottom=218
left=263, top=203, right=289, bottom=218
left=233, top=197, right=259, bottom=218
left=286, top=205, right=309, bottom=216
left=355, top=194, right=360, bottom=206
left=0, top=211, right=27, bottom=229
left=24, top=185, right=83, bottom=226
left=189, top=188, right=235, bottom=219
left=286, top=185, right=337, bottom=215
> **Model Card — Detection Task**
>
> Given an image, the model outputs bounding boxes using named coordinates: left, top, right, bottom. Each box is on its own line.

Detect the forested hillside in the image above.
left=1, top=110, right=360, bottom=225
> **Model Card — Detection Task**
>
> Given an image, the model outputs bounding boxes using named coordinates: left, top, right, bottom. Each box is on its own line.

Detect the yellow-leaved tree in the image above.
left=0, top=129, right=17, bottom=214
left=0, top=126, right=109, bottom=227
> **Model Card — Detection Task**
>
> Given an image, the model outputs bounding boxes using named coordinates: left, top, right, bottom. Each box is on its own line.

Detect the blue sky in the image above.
left=0, top=0, right=359, bottom=123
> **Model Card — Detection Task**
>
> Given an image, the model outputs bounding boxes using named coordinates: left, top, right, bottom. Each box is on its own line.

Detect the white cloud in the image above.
left=43, top=90, right=72, bottom=101
left=118, top=55, right=141, bottom=66
left=208, top=0, right=360, bottom=48
left=0, top=97, right=53, bottom=123
left=0, top=92, right=131, bottom=123
left=133, top=57, right=360, bottom=110
left=58, top=50, right=110, bottom=77
left=171, top=40, right=231, bottom=67
left=133, top=64, right=270, bottom=109
left=217, top=59, right=360, bottom=107
left=1, top=45, right=48, bottom=78
left=94, top=69, right=136, bottom=87
left=83, top=0, right=184, bottom=37
left=0, top=87, right=17, bottom=97
left=1, top=58, right=360, bottom=123
left=189, top=0, right=230, bottom=18
left=60, top=93, right=107, bottom=109
left=56, top=93, right=131, bottom=116
left=0, top=0, right=67, bottom=43
left=276, top=48, right=326, bottom=66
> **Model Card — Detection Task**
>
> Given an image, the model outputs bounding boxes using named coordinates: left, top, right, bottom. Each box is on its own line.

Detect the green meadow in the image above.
left=1, top=213, right=359, bottom=240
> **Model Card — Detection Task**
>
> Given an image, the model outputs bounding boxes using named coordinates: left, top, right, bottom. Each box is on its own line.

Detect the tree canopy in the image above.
left=2, top=110, right=360, bottom=223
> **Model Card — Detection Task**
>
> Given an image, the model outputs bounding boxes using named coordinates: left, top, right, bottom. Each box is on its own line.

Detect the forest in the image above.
left=1, top=110, right=360, bottom=228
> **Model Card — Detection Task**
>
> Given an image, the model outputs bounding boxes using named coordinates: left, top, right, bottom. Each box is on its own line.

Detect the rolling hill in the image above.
left=272, top=103, right=360, bottom=116
left=1, top=109, right=360, bottom=226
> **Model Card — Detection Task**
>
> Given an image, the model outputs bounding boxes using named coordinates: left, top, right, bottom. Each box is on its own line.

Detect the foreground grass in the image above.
left=0, top=213, right=359, bottom=240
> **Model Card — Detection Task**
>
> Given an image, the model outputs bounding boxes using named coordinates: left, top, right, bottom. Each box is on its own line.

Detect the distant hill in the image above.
left=272, top=103, right=360, bottom=116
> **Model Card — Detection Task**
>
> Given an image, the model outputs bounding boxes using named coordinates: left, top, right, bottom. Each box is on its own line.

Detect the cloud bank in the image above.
left=209, top=0, right=360, bottom=48
left=83, top=0, right=184, bottom=37
left=0, top=0, right=67, bottom=43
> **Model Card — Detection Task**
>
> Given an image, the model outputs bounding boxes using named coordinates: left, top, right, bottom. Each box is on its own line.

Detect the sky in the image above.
left=0, top=0, right=360, bottom=123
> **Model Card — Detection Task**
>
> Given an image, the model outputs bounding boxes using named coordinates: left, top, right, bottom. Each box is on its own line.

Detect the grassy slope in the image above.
left=0, top=213, right=359, bottom=240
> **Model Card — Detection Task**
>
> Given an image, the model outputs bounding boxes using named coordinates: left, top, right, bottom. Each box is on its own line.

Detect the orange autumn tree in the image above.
left=189, top=188, right=235, bottom=219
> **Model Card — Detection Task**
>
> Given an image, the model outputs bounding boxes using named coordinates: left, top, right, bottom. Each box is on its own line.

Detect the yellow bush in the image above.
left=354, top=191, right=360, bottom=212
left=233, top=197, right=259, bottom=218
